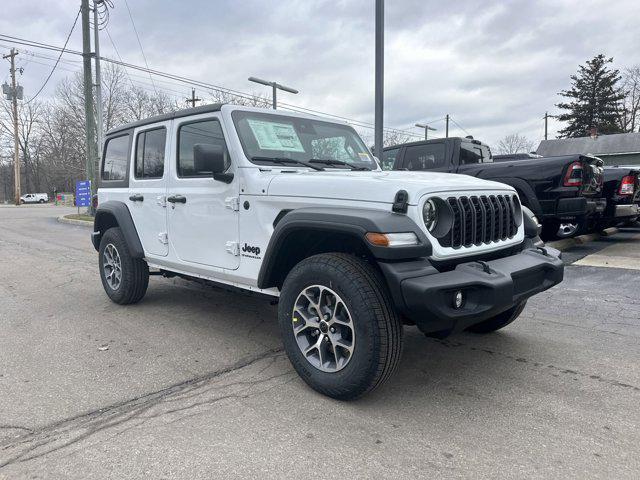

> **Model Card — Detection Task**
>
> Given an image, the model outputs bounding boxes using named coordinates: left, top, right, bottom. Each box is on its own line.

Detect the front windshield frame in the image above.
left=231, top=110, right=377, bottom=170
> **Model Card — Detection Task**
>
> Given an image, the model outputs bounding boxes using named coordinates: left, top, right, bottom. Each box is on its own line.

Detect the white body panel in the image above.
left=128, top=120, right=172, bottom=257
left=98, top=105, right=523, bottom=297
left=20, top=193, right=48, bottom=203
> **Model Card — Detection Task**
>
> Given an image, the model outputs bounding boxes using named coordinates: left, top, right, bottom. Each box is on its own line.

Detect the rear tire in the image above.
left=38, top=199, right=45, bottom=204
left=278, top=253, right=403, bottom=400
left=98, top=227, right=149, bottom=305
left=466, top=301, right=527, bottom=334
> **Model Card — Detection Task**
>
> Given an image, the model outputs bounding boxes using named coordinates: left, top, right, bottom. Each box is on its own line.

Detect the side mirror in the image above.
left=193, top=143, right=233, bottom=183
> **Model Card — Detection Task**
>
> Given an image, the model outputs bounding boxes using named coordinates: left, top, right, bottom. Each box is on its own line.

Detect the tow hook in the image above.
left=476, top=261, right=492, bottom=274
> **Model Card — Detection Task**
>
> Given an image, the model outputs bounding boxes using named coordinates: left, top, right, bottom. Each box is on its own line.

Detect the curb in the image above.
left=57, top=216, right=93, bottom=228
left=547, top=227, right=620, bottom=251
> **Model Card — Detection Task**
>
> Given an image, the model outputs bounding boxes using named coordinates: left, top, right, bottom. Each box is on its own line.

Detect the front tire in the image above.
left=98, top=227, right=149, bottom=305
left=466, top=301, right=527, bottom=334
left=278, top=253, right=403, bottom=400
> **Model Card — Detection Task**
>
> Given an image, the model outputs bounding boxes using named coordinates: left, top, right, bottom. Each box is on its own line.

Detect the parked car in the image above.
left=19, top=193, right=49, bottom=204
left=92, top=104, right=564, bottom=400
left=595, top=166, right=640, bottom=229
left=383, top=137, right=605, bottom=239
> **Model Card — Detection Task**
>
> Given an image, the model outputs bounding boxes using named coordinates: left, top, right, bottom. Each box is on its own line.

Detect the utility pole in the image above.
left=445, top=114, right=449, bottom=138
left=248, top=77, right=298, bottom=110
left=81, top=0, right=97, bottom=197
left=415, top=123, right=436, bottom=140
left=544, top=112, right=549, bottom=140
left=93, top=0, right=104, bottom=157
left=186, top=88, right=201, bottom=107
left=374, top=0, right=384, bottom=158
left=3, top=49, right=20, bottom=205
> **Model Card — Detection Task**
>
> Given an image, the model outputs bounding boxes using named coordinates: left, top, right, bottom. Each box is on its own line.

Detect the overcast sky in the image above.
left=2, top=0, right=640, bottom=149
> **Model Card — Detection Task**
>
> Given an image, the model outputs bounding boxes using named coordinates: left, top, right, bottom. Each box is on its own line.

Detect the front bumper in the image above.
left=380, top=246, right=564, bottom=334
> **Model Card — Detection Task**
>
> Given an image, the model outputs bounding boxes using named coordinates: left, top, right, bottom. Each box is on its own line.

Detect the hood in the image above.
left=267, top=170, right=514, bottom=205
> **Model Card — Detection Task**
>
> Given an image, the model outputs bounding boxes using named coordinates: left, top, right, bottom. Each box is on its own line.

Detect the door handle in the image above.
left=167, top=195, right=187, bottom=204
left=129, top=194, right=144, bottom=202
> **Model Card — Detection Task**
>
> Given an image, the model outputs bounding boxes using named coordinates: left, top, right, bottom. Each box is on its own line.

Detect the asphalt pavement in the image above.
left=0, top=204, right=638, bottom=479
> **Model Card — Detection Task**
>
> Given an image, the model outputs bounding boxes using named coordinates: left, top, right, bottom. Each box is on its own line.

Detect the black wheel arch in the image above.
left=257, top=207, right=431, bottom=290
left=92, top=201, right=144, bottom=258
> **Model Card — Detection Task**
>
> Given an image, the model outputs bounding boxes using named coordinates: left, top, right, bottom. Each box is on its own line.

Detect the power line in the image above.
left=24, top=7, right=81, bottom=104
left=103, top=25, right=136, bottom=89
left=0, top=32, right=422, bottom=138
left=122, top=0, right=158, bottom=96
left=449, top=116, right=471, bottom=137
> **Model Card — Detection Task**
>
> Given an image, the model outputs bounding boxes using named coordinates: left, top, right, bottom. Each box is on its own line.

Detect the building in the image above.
left=536, top=132, right=640, bottom=166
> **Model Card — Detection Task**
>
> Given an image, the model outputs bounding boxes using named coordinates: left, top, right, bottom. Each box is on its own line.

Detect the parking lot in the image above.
left=0, top=205, right=639, bottom=479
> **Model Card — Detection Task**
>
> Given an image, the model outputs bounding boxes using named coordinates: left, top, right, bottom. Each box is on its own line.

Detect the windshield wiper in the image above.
left=251, top=156, right=324, bottom=171
left=308, top=158, right=371, bottom=171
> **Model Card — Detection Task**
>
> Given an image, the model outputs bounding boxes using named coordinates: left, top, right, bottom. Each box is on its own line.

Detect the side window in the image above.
left=381, top=148, right=400, bottom=170
left=405, top=144, right=446, bottom=170
left=177, top=119, right=228, bottom=177
left=101, top=134, right=130, bottom=181
left=460, top=144, right=488, bottom=164
left=135, top=127, right=166, bottom=179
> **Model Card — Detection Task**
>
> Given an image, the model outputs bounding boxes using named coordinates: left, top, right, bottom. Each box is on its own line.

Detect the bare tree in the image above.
left=496, top=133, right=535, bottom=155
left=619, top=66, right=640, bottom=133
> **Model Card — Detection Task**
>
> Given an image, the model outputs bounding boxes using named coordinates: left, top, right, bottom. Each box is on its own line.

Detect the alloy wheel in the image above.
left=102, top=243, right=122, bottom=290
left=291, top=285, right=355, bottom=373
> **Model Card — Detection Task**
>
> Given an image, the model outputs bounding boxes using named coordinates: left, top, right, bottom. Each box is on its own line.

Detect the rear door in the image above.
left=128, top=123, right=170, bottom=257
left=166, top=114, right=239, bottom=270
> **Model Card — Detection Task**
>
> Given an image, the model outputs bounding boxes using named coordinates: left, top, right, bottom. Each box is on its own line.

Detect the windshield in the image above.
left=232, top=110, right=377, bottom=170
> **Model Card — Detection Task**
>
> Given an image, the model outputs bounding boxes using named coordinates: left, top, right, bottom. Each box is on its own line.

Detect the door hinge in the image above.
left=156, top=195, right=167, bottom=207
left=225, top=241, right=239, bottom=256
left=225, top=196, right=240, bottom=211
left=158, top=232, right=168, bottom=245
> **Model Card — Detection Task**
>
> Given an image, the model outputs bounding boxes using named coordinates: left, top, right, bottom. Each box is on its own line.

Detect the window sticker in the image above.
left=247, top=119, right=304, bottom=152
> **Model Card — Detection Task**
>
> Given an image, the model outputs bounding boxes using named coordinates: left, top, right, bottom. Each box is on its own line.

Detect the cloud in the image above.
left=1, top=0, right=639, bottom=149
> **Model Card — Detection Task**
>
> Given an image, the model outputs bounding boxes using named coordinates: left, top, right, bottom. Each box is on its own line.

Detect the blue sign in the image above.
left=75, top=180, right=91, bottom=207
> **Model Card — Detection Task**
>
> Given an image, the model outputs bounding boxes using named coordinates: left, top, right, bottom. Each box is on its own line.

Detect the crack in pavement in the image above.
left=432, top=338, right=640, bottom=392
left=0, top=347, right=286, bottom=469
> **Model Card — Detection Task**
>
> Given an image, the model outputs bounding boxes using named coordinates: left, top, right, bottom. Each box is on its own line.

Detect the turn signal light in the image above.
left=619, top=175, right=636, bottom=195
left=365, top=232, right=419, bottom=247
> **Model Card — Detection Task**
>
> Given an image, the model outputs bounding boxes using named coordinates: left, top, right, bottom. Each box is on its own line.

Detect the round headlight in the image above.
left=422, top=199, right=438, bottom=231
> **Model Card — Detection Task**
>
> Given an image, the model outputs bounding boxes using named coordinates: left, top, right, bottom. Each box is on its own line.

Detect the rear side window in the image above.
left=177, top=119, right=228, bottom=177
left=135, top=127, right=166, bottom=179
left=101, top=134, right=130, bottom=181
left=460, top=143, right=492, bottom=164
left=405, top=144, right=446, bottom=170
left=381, top=148, right=400, bottom=170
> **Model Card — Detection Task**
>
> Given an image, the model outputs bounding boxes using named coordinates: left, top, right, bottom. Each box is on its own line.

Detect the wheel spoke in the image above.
left=291, top=284, right=355, bottom=373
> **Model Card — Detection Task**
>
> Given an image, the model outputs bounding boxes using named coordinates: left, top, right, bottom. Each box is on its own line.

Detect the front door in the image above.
left=166, top=115, right=239, bottom=270
left=128, top=122, right=170, bottom=257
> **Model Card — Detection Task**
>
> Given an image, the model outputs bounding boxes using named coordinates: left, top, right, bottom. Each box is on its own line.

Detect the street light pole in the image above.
left=374, top=0, right=384, bottom=159
left=415, top=123, right=437, bottom=140
left=248, top=76, right=298, bottom=109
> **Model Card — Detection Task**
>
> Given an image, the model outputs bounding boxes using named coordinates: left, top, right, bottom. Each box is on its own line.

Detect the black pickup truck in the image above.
left=597, top=166, right=640, bottom=228
left=382, top=137, right=605, bottom=239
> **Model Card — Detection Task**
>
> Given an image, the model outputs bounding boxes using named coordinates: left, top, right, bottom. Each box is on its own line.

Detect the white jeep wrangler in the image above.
left=93, top=104, right=563, bottom=399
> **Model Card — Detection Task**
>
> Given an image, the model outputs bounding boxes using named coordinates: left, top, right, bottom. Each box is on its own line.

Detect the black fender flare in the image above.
left=92, top=201, right=144, bottom=258
left=490, top=177, right=542, bottom=216
left=257, top=207, right=432, bottom=289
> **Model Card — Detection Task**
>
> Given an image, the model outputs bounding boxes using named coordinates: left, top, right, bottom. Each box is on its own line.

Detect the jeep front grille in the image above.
left=439, top=194, right=519, bottom=249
